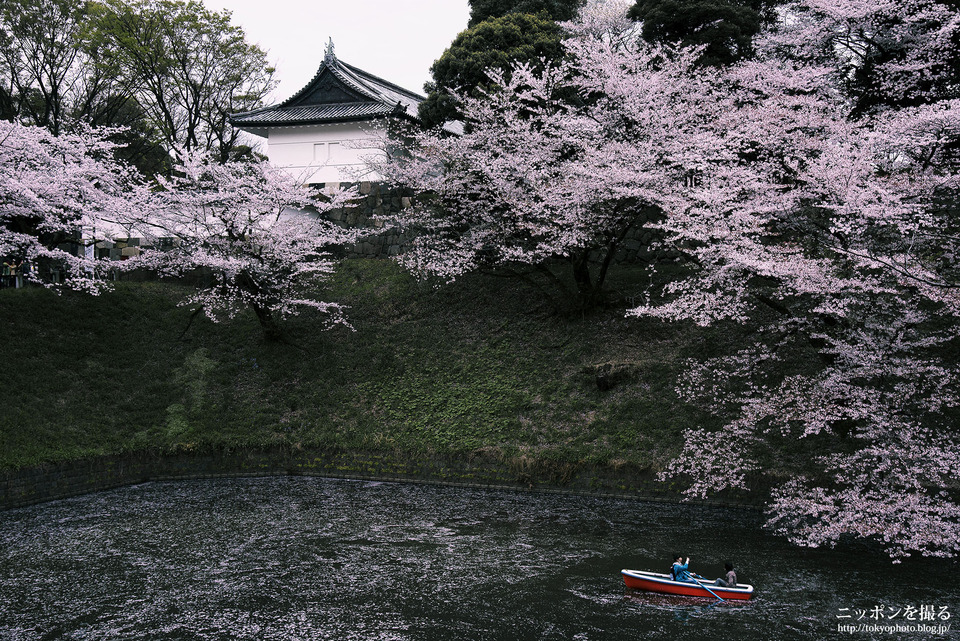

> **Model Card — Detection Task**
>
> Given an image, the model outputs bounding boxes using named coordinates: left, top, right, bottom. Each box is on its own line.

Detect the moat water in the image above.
left=0, top=477, right=956, bottom=640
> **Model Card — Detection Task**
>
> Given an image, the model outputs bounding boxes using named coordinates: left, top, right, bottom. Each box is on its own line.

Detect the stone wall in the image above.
left=0, top=448, right=767, bottom=512
left=323, top=181, right=416, bottom=259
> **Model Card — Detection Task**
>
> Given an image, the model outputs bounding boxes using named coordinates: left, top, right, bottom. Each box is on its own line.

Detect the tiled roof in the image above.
left=231, top=49, right=425, bottom=136
left=233, top=102, right=400, bottom=125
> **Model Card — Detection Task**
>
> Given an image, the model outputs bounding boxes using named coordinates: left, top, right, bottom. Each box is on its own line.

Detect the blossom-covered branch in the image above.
left=128, top=151, right=359, bottom=340
left=0, top=121, right=150, bottom=294
left=626, top=0, right=960, bottom=559
left=380, top=0, right=960, bottom=558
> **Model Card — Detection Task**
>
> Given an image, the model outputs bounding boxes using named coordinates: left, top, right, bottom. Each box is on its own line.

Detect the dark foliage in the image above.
left=468, top=0, right=585, bottom=26
left=628, top=0, right=781, bottom=66
left=419, top=12, right=565, bottom=129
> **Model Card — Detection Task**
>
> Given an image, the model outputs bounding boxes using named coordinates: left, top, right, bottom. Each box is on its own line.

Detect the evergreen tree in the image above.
left=627, top=0, right=780, bottom=66
left=468, top=0, right=584, bottom=25
left=419, top=12, right=565, bottom=129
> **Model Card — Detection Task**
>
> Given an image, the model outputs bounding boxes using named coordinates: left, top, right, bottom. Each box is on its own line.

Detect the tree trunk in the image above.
left=234, top=270, right=285, bottom=341
left=251, top=303, right=284, bottom=342
left=571, top=253, right=597, bottom=307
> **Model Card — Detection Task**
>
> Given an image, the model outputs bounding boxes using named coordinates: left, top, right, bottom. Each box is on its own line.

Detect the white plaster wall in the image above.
left=266, top=123, right=386, bottom=184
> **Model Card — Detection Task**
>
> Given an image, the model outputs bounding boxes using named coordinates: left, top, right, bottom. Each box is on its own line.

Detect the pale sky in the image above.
left=204, top=0, right=472, bottom=103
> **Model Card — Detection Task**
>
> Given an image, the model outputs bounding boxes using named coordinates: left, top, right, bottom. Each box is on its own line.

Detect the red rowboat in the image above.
left=621, top=569, right=755, bottom=600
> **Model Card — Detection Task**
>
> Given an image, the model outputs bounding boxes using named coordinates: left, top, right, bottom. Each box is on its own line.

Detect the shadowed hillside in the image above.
left=0, top=259, right=728, bottom=475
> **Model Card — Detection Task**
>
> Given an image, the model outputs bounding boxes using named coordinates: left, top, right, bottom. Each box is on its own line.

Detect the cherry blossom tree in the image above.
left=0, top=120, right=149, bottom=293
left=128, top=151, right=359, bottom=340
left=1, top=121, right=358, bottom=340
left=381, top=0, right=960, bottom=558
left=762, top=0, right=960, bottom=116
left=379, top=4, right=689, bottom=307
left=628, top=1, right=960, bottom=559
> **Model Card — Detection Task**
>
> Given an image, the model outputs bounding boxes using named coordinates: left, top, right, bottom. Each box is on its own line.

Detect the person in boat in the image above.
left=715, top=562, right=737, bottom=588
left=671, top=555, right=697, bottom=583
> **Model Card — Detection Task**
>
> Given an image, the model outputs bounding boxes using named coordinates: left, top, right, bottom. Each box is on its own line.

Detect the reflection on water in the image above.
left=0, top=477, right=956, bottom=640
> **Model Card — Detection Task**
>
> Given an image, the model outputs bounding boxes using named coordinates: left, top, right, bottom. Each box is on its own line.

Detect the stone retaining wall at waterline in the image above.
left=0, top=448, right=767, bottom=512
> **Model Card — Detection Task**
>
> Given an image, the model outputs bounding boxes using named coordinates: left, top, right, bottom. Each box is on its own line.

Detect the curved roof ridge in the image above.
left=322, top=59, right=384, bottom=105
left=276, top=50, right=424, bottom=111
left=229, top=45, right=429, bottom=135
left=338, top=59, right=426, bottom=102
left=269, top=61, right=368, bottom=108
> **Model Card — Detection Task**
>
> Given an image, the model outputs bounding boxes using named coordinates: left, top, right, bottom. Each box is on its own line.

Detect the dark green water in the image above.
left=0, top=477, right=956, bottom=640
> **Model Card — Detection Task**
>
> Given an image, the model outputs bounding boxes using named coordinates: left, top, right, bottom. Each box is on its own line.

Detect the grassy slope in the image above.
left=0, top=259, right=723, bottom=472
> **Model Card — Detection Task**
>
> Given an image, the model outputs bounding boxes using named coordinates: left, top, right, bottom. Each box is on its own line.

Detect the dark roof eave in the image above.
left=231, top=110, right=420, bottom=131
left=228, top=52, right=425, bottom=131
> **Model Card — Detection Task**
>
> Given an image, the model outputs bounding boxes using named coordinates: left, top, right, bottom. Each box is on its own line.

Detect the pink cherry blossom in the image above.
left=126, top=150, right=359, bottom=339
left=0, top=121, right=151, bottom=293
left=379, top=0, right=960, bottom=558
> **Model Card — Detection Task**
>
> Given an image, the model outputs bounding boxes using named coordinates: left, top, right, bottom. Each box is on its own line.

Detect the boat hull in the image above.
left=621, top=569, right=754, bottom=600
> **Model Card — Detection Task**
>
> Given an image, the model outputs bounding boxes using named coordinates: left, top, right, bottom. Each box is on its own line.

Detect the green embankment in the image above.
left=0, top=259, right=722, bottom=474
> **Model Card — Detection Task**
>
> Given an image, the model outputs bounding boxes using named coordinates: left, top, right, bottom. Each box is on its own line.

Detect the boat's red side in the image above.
left=621, top=570, right=754, bottom=600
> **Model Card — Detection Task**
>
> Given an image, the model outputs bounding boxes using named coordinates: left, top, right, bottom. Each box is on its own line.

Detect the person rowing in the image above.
left=671, top=554, right=698, bottom=583
left=671, top=554, right=728, bottom=601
